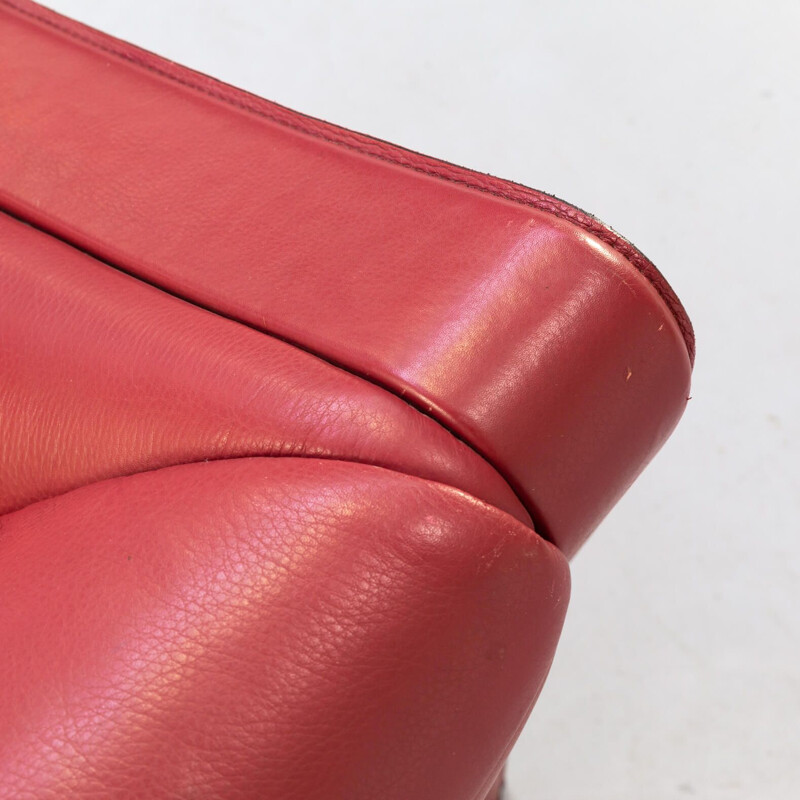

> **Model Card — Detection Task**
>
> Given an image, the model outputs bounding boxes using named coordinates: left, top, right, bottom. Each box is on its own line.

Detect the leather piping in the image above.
left=0, top=0, right=695, bottom=364
left=0, top=205, right=538, bottom=536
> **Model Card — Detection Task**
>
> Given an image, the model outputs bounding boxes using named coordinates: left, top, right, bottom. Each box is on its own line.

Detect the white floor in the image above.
left=42, top=2, right=800, bottom=797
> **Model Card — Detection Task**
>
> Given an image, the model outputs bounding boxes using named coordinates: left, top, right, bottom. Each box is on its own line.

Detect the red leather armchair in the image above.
left=0, top=2, right=693, bottom=797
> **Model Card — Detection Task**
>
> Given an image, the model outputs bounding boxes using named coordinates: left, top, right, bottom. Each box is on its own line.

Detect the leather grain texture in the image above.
left=0, top=0, right=692, bottom=555
left=0, top=1, right=693, bottom=797
left=0, top=458, right=568, bottom=799
left=0, top=211, right=527, bottom=524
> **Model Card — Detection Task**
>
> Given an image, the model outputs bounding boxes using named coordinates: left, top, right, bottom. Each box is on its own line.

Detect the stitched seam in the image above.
left=1, top=0, right=694, bottom=363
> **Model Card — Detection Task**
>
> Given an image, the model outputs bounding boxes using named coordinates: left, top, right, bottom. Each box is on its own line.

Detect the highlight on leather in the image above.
left=0, top=0, right=692, bottom=556
left=0, top=211, right=528, bottom=525
left=0, top=1, right=693, bottom=797
left=0, top=459, right=569, bottom=799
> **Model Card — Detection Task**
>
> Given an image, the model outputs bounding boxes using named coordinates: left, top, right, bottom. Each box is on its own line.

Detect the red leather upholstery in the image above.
left=0, top=211, right=526, bottom=524
left=0, top=0, right=692, bottom=557
left=0, top=459, right=568, bottom=799
left=0, top=1, right=693, bottom=797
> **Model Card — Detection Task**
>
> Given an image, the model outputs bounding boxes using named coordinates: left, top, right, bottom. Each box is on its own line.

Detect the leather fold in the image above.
left=0, top=0, right=693, bottom=555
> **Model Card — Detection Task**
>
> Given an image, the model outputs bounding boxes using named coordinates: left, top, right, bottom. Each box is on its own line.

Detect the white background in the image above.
left=44, top=2, right=800, bottom=797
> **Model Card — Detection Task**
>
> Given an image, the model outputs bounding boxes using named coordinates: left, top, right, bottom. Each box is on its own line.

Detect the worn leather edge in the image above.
left=0, top=0, right=695, bottom=365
